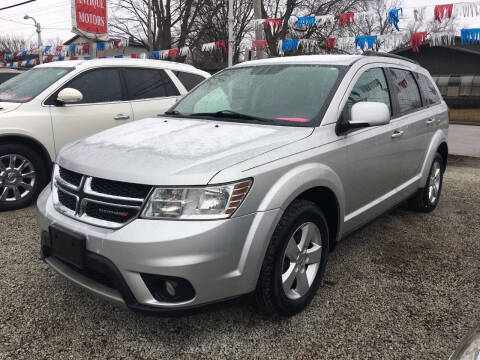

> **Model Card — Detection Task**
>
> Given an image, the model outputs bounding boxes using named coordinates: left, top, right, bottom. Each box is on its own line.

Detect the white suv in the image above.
left=0, top=59, right=210, bottom=210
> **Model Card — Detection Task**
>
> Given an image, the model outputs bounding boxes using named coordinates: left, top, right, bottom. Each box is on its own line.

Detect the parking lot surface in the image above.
left=0, top=156, right=479, bottom=360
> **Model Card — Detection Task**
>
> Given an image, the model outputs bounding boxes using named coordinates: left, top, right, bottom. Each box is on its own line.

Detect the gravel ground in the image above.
left=0, top=156, right=479, bottom=360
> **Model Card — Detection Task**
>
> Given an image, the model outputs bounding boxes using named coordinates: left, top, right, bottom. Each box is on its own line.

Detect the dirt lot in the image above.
left=0, top=156, right=479, bottom=360
left=449, top=108, right=480, bottom=126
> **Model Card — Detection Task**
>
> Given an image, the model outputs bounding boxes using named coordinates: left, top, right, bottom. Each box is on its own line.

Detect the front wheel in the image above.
left=0, top=144, right=48, bottom=211
left=255, top=199, right=329, bottom=317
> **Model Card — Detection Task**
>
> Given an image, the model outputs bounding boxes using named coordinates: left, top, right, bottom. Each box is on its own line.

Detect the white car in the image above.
left=0, top=59, right=210, bottom=210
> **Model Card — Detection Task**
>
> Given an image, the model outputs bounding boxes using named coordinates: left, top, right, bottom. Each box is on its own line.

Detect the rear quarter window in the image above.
left=172, top=71, right=207, bottom=91
left=416, top=73, right=441, bottom=105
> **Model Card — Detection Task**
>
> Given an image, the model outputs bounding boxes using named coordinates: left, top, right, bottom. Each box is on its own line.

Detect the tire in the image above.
left=407, top=153, right=444, bottom=213
left=255, top=199, right=329, bottom=317
left=0, top=143, right=48, bottom=211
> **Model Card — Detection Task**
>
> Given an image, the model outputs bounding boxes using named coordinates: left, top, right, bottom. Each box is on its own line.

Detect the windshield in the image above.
left=0, top=67, right=73, bottom=103
left=170, top=64, right=344, bottom=126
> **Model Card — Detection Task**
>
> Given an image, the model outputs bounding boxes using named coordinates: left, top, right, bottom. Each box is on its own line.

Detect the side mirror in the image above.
left=57, top=88, right=83, bottom=104
left=337, top=102, right=390, bottom=134
left=350, top=102, right=390, bottom=126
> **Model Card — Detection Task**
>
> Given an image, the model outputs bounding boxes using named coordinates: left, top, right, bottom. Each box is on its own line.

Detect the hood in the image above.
left=57, top=117, right=313, bottom=185
left=0, top=102, right=22, bottom=114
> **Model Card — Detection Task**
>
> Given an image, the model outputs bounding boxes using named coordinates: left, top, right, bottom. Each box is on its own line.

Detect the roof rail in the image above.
left=362, top=51, right=419, bottom=65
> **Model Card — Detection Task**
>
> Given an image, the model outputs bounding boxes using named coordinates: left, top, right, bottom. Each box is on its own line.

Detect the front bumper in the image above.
left=36, top=186, right=281, bottom=312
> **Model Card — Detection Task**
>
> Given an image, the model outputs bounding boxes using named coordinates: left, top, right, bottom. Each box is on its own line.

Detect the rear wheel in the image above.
left=0, top=144, right=48, bottom=211
left=255, top=199, right=329, bottom=316
left=408, top=153, right=444, bottom=213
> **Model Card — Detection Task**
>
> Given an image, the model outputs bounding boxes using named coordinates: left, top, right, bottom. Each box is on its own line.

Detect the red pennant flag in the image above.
left=82, top=43, right=90, bottom=52
left=264, top=18, right=282, bottom=31
left=326, top=38, right=336, bottom=53
left=45, top=55, right=54, bottom=62
left=35, top=58, right=40, bottom=65
left=434, top=4, right=453, bottom=23
left=56, top=45, right=63, bottom=52
left=411, top=32, right=428, bottom=52
left=339, top=13, right=355, bottom=27
left=114, top=40, right=122, bottom=48
left=130, top=53, right=138, bottom=58
left=168, top=48, right=179, bottom=57
left=251, top=40, right=267, bottom=51
left=215, top=40, right=226, bottom=52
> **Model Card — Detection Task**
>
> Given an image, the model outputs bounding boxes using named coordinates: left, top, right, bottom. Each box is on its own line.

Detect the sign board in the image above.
left=71, top=0, right=108, bottom=41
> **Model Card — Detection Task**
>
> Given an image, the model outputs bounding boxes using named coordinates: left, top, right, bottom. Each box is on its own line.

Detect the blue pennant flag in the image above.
left=149, top=51, right=159, bottom=59
left=83, top=56, right=91, bottom=60
left=9, top=62, right=14, bottom=68
left=297, top=16, right=315, bottom=28
left=58, top=56, right=65, bottom=61
left=114, top=55, right=123, bottom=58
left=97, top=42, right=105, bottom=51
left=282, top=39, right=299, bottom=52
left=6, top=54, right=11, bottom=60
left=44, top=45, right=52, bottom=52
left=25, top=59, right=31, bottom=66
left=355, top=35, right=378, bottom=50
left=19, top=50, right=28, bottom=56
left=387, top=8, right=402, bottom=32
left=69, top=44, right=76, bottom=53
left=461, top=28, right=480, bottom=44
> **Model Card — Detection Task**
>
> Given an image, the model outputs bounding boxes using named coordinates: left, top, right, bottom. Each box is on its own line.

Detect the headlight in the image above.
left=141, top=179, right=252, bottom=220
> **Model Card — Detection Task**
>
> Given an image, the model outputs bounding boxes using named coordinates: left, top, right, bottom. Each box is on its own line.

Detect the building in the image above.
left=63, top=35, right=148, bottom=58
left=391, top=39, right=480, bottom=108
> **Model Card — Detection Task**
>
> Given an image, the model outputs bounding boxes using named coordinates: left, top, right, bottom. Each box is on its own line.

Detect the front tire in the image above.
left=0, top=144, right=48, bottom=211
left=408, top=153, right=444, bottom=213
left=255, top=199, right=329, bottom=317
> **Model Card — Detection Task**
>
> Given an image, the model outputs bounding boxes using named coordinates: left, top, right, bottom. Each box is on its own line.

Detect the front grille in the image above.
left=54, top=166, right=149, bottom=228
left=59, top=167, right=82, bottom=187
left=57, top=189, right=76, bottom=211
left=84, top=201, right=138, bottom=224
left=90, top=177, right=151, bottom=199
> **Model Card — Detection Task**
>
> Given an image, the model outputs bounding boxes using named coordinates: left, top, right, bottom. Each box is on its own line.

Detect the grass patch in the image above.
left=450, top=108, right=480, bottom=125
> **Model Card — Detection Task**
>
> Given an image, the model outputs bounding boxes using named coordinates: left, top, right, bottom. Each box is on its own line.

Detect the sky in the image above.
left=0, top=0, right=479, bottom=48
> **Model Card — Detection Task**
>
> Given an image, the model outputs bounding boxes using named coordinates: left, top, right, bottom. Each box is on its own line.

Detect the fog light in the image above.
left=141, top=273, right=195, bottom=303
left=165, top=280, right=176, bottom=297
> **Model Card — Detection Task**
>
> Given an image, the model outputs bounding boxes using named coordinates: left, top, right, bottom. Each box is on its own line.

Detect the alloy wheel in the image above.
left=428, top=160, right=441, bottom=205
left=281, top=222, right=322, bottom=300
left=0, top=154, right=36, bottom=203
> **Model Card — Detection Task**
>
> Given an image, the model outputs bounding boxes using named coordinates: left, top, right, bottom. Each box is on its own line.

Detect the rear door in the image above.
left=386, top=68, right=431, bottom=182
left=49, top=67, right=133, bottom=153
left=123, top=67, right=181, bottom=120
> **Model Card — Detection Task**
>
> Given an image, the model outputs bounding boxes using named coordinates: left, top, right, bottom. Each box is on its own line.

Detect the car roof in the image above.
left=35, top=58, right=210, bottom=76
left=233, top=54, right=423, bottom=72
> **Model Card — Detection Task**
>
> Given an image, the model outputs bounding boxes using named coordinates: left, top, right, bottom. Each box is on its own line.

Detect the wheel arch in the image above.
left=257, top=163, right=345, bottom=250
left=0, top=134, right=54, bottom=177
left=419, top=130, right=448, bottom=186
left=437, top=142, right=448, bottom=170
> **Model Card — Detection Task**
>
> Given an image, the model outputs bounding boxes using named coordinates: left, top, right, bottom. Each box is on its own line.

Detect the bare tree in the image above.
left=110, top=0, right=205, bottom=51
left=0, top=35, right=30, bottom=54
left=191, top=0, right=254, bottom=67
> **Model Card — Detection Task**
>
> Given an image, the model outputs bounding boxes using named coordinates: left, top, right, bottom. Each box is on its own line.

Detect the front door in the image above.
left=49, top=68, right=133, bottom=153
left=338, top=67, right=409, bottom=230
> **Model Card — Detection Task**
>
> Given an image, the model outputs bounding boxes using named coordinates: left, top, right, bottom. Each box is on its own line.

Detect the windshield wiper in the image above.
left=188, top=110, right=271, bottom=122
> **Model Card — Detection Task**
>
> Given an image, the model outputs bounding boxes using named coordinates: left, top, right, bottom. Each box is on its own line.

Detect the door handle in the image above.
left=391, top=130, right=404, bottom=139
left=426, top=118, right=436, bottom=125
left=114, top=114, right=130, bottom=120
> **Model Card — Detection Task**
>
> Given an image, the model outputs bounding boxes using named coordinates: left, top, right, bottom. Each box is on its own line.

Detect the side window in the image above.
left=417, top=73, right=441, bottom=105
left=389, top=68, right=422, bottom=114
left=66, top=68, right=123, bottom=104
left=172, top=71, right=206, bottom=91
left=344, top=68, right=391, bottom=120
left=124, top=68, right=180, bottom=100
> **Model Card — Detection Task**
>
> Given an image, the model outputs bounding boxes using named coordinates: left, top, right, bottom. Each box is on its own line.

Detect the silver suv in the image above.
left=37, top=54, right=448, bottom=316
